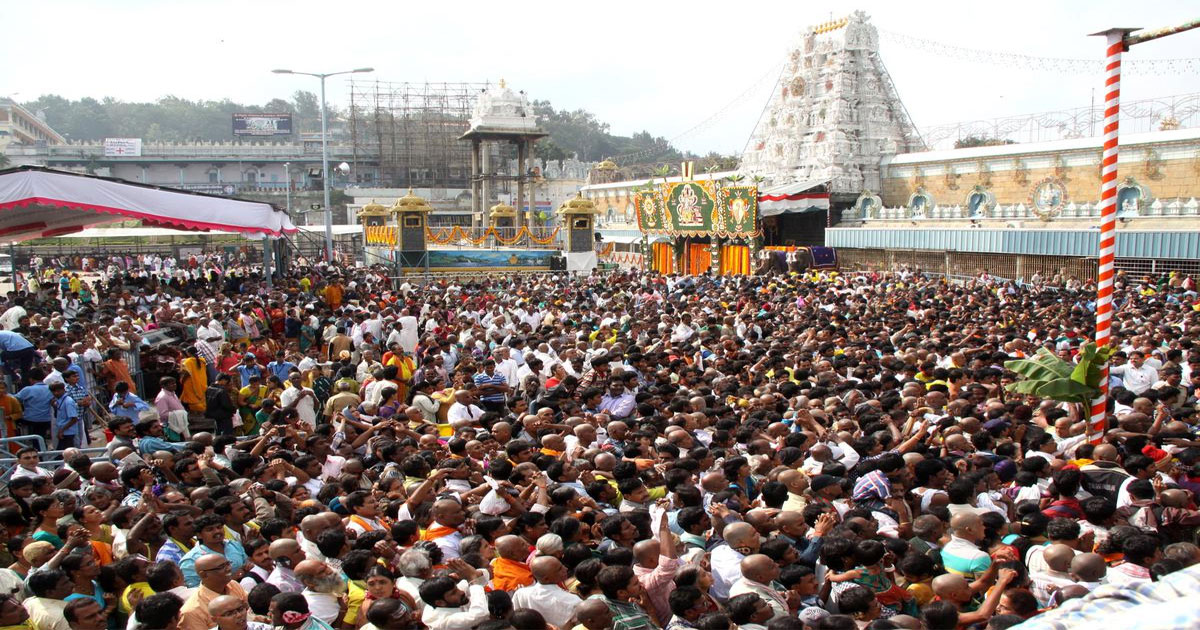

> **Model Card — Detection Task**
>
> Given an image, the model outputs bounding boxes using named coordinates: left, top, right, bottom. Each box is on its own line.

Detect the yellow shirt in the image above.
left=344, top=579, right=367, bottom=625
left=121, top=582, right=155, bottom=614
left=907, top=582, right=935, bottom=606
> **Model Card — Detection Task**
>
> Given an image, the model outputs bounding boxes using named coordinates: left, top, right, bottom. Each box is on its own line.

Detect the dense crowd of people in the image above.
left=0, top=253, right=1198, bottom=630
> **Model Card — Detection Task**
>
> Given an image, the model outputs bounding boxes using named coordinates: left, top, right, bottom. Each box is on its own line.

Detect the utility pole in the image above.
left=272, top=67, right=374, bottom=262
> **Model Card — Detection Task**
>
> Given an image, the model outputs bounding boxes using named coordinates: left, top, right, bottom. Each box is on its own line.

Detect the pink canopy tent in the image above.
left=0, top=165, right=298, bottom=242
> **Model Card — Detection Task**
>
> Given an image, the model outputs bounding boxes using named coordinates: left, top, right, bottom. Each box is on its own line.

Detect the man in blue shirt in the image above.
left=109, top=381, right=152, bottom=421
left=49, top=381, right=80, bottom=449
left=267, top=350, right=297, bottom=382
left=473, top=359, right=509, bottom=413
left=0, top=330, right=35, bottom=379
left=134, top=417, right=188, bottom=455
left=15, top=370, right=54, bottom=441
left=179, top=513, right=249, bottom=587
left=235, top=353, right=263, bottom=388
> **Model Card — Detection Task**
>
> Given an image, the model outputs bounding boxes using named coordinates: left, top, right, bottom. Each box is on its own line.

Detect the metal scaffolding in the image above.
left=348, top=79, right=493, bottom=189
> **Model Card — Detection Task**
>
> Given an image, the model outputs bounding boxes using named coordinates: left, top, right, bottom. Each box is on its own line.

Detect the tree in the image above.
left=954, top=135, right=1016, bottom=149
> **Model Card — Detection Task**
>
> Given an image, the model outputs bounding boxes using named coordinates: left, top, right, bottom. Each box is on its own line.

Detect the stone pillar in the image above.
left=516, top=140, right=527, bottom=230
left=481, top=143, right=492, bottom=228
left=470, top=140, right=481, bottom=228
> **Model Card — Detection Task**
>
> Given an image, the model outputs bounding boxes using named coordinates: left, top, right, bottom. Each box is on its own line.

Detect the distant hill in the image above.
left=18, top=93, right=736, bottom=175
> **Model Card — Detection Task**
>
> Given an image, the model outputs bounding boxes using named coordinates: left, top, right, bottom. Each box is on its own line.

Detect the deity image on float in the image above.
left=675, top=185, right=705, bottom=225
left=729, top=198, right=749, bottom=226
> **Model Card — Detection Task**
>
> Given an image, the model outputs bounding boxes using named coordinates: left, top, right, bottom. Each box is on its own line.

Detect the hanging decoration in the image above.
left=879, top=29, right=1200, bottom=76
left=365, top=225, right=398, bottom=247
left=423, top=226, right=561, bottom=247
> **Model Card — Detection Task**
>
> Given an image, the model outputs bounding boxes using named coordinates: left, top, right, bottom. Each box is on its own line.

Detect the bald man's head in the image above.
left=576, top=599, right=613, bottom=630
left=723, top=522, right=760, bottom=553
left=89, top=462, right=118, bottom=483
left=778, top=469, right=808, bottom=494
left=495, top=535, right=528, bottom=562
left=208, top=594, right=244, bottom=618
left=1043, top=544, right=1075, bottom=573
left=530, top=557, right=567, bottom=585
left=931, top=573, right=970, bottom=603
left=1070, top=553, right=1107, bottom=583
left=1092, top=443, right=1119, bottom=462
left=269, top=538, right=302, bottom=566
left=949, top=512, right=983, bottom=542
left=195, top=554, right=231, bottom=589
left=740, top=554, right=780, bottom=584
left=632, top=539, right=660, bottom=568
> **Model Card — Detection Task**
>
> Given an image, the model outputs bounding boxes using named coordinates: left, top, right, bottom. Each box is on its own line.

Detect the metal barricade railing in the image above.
left=0, top=445, right=108, bottom=489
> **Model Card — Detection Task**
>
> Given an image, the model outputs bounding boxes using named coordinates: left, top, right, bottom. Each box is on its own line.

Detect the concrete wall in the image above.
left=879, top=129, right=1200, bottom=207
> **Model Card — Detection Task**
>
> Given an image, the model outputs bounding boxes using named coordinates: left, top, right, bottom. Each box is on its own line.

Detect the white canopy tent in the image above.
left=0, top=166, right=298, bottom=243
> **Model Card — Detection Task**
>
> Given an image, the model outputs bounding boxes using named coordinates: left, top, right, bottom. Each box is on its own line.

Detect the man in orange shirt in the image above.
left=0, top=381, right=22, bottom=453
left=324, top=280, right=343, bottom=310
left=491, top=535, right=534, bottom=592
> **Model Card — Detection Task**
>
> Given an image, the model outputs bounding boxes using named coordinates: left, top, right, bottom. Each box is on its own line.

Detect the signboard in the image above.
left=232, top=113, right=293, bottom=136
left=634, top=182, right=759, bottom=237
left=103, top=138, right=142, bottom=157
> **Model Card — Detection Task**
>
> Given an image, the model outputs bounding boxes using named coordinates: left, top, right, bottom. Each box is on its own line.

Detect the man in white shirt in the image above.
left=293, top=560, right=343, bottom=624
left=425, top=500, right=467, bottom=561
left=24, top=568, right=71, bottom=630
left=279, top=373, right=318, bottom=429
left=266, top=539, right=305, bottom=594
left=671, top=314, right=696, bottom=344
left=493, top=348, right=520, bottom=388
left=397, top=309, right=420, bottom=354
left=511, top=557, right=581, bottom=628
left=0, top=301, right=27, bottom=331
left=446, top=391, right=484, bottom=426
left=710, top=523, right=758, bottom=601
left=420, top=578, right=490, bottom=630
left=1111, top=351, right=1159, bottom=395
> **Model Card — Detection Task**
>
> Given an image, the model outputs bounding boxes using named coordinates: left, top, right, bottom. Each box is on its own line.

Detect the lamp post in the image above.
left=272, top=67, right=374, bottom=262
left=283, top=161, right=292, bottom=215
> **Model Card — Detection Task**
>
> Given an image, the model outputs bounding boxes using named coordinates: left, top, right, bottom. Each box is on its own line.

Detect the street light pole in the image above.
left=272, top=67, right=374, bottom=263
left=284, top=161, right=292, bottom=215
left=318, top=75, right=333, bottom=262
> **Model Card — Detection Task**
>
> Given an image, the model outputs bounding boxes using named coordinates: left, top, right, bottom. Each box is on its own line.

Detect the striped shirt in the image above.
left=473, top=371, right=507, bottom=403
left=940, top=535, right=991, bottom=580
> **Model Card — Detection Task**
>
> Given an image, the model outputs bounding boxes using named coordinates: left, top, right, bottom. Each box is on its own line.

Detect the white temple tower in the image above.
left=740, top=11, right=922, bottom=194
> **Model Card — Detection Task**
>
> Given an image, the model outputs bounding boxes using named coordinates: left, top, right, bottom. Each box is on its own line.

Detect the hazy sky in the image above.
left=4, top=0, right=1199, bottom=155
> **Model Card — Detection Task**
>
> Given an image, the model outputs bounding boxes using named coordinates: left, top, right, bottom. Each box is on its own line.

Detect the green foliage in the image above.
left=528, top=100, right=738, bottom=170
left=19, top=92, right=328, bottom=141
left=20, top=93, right=740, bottom=175
left=1004, top=342, right=1114, bottom=406
left=954, top=135, right=1016, bottom=149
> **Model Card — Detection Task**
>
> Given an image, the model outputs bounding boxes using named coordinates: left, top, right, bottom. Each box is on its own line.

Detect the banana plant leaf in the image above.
left=1005, top=342, right=1112, bottom=406
left=1004, top=348, right=1074, bottom=381
left=1033, top=378, right=1094, bottom=403
left=1069, top=342, right=1114, bottom=389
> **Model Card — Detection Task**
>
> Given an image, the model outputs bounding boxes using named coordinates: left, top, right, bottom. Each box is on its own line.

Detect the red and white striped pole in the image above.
left=1087, top=22, right=1199, bottom=444
left=1088, top=29, right=1127, bottom=445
